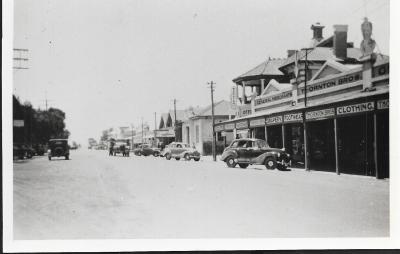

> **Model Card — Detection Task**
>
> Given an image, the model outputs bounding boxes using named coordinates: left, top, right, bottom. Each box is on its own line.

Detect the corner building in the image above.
left=215, top=22, right=389, bottom=178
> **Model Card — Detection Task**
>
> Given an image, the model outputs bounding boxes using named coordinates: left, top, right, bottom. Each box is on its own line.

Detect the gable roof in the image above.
left=194, top=100, right=237, bottom=117
left=310, top=60, right=354, bottom=81
left=279, top=47, right=363, bottom=71
left=233, top=58, right=287, bottom=83
left=262, top=79, right=292, bottom=96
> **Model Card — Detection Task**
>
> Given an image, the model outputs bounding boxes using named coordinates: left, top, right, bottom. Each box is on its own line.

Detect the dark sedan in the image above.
left=220, top=138, right=291, bottom=170
left=133, top=144, right=160, bottom=157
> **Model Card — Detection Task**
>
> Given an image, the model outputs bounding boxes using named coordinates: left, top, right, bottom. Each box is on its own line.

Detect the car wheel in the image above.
left=153, top=152, right=159, bottom=157
left=65, top=155, right=69, bottom=160
left=194, top=158, right=200, bottom=161
left=239, top=163, right=248, bottom=169
left=165, top=153, right=172, bottom=160
left=184, top=153, right=191, bottom=161
left=48, top=156, right=52, bottom=160
left=265, top=157, right=277, bottom=170
left=175, top=157, right=180, bottom=161
left=137, top=151, right=142, bottom=156
left=226, top=156, right=237, bottom=168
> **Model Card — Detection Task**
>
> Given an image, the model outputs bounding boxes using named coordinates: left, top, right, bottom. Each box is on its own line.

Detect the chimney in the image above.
left=287, top=50, right=296, bottom=57
left=333, top=24, right=348, bottom=59
left=311, top=22, right=324, bottom=42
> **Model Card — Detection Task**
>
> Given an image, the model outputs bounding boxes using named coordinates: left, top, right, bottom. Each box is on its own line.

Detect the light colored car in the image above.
left=162, top=142, right=200, bottom=161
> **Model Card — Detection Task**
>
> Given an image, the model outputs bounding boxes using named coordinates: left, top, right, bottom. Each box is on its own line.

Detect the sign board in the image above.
left=235, top=120, right=249, bottom=129
left=337, top=101, right=375, bottom=115
left=306, top=108, right=335, bottom=120
left=265, top=115, right=283, bottom=126
left=255, top=91, right=292, bottom=106
left=299, top=71, right=362, bottom=95
left=377, top=99, right=389, bottom=110
left=214, top=124, right=224, bottom=132
left=284, top=113, right=303, bottom=123
left=13, top=120, right=24, bottom=127
left=249, top=118, right=265, bottom=127
left=224, top=123, right=235, bottom=130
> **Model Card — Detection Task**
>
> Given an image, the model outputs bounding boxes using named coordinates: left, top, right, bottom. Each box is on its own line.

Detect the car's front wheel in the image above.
left=165, top=153, right=172, bottom=160
left=225, top=156, right=237, bottom=168
left=153, top=152, right=159, bottom=157
left=175, top=157, right=180, bottom=161
left=48, top=156, right=52, bottom=161
left=265, top=157, right=277, bottom=170
left=239, top=163, right=248, bottom=169
left=137, top=151, right=142, bottom=156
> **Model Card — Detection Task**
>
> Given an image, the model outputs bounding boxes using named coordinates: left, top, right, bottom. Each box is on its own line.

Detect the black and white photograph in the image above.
left=2, top=0, right=399, bottom=252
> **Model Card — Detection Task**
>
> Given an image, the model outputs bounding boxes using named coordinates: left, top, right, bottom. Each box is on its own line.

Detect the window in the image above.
left=195, top=125, right=200, bottom=143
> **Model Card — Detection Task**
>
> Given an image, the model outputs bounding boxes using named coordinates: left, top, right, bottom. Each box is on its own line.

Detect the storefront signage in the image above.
left=336, top=101, right=374, bottom=115
left=249, top=118, right=265, bottom=127
left=235, top=120, right=249, bottom=129
left=300, top=72, right=362, bottom=95
left=224, top=123, right=235, bottom=130
left=265, top=115, right=283, bottom=125
left=306, top=108, right=335, bottom=120
left=284, top=113, right=303, bottom=122
left=373, top=63, right=389, bottom=77
left=214, top=124, right=224, bottom=132
left=255, top=91, right=292, bottom=106
left=377, top=99, right=389, bottom=110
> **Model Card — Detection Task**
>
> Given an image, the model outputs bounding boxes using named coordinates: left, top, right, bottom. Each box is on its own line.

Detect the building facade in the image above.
left=215, top=21, right=389, bottom=178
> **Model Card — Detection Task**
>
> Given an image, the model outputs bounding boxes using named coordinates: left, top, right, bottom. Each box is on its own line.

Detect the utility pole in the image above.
left=173, top=99, right=178, bottom=141
left=208, top=81, right=217, bottom=161
left=301, top=48, right=313, bottom=171
left=141, top=117, right=144, bottom=144
left=154, top=112, right=157, bottom=147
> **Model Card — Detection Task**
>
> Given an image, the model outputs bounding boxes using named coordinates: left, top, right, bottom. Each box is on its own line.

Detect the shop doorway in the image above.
left=307, top=119, right=335, bottom=172
left=253, top=127, right=265, bottom=140
left=266, top=125, right=282, bottom=148
left=376, top=111, right=389, bottom=178
left=284, top=123, right=305, bottom=167
left=338, top=114, right=375, bottom=176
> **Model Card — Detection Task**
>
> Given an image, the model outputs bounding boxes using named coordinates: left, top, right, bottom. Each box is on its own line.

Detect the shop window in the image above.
left=217, top=132, right=224, bottom=141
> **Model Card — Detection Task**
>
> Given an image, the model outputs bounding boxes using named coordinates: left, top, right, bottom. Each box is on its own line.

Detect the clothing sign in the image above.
left=337, top=102, right=374, bottom=115
left=284, top=113, right=303, bottom=122
left=377, top=99, right=389, bottom=110
left=265, top=115, right=283, bottom=125
left=13, top=120, right=24, bottom=127
left=306, top=108, right=335, bottom=120
left=224, top=123, right=235, bottom=130
left=249, top=118, right=265, bottom=127
left=235, top=121, right=249, bottom=129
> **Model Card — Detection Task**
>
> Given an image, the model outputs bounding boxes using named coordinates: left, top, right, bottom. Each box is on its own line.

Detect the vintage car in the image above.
left=220, top=138, right=291, bottom=170
left=133, top=144, right=160, bottom=157
left=13, top=143, right=34, bottom=159
left=162, top=142, right=201, bottom=161
left=110, top=141, right=130, bottom=157
left=48, top=139, right=70, bottom=160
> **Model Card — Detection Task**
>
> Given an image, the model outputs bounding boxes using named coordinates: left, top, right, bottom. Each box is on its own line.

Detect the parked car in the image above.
left=48, top=139, right=70, bottom=160
left=220, top=138, right=291, bottom=170
left=162, top=142, right=201, bottom=161
left=13, top=143, right=33, bottom=159
left=110, top=141, right=130, bottom=157
left=133, top=144, right=160, bottom=157
left=33, top=144, right=46, bottom=156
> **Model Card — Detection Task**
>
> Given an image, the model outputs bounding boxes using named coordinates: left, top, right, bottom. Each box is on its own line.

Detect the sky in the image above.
left=13, top=0, right=390, bottom=145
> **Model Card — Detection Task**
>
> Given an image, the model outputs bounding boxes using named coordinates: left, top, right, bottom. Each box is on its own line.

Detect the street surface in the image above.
left=13, top=149, right=389, bottom=239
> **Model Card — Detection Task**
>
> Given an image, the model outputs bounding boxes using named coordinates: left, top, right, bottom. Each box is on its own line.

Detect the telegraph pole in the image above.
left=141, top=117, right=144, bottom=144
left=208, top=81, right=217, bottom=161
left=301, top=48, right=313, bottom=171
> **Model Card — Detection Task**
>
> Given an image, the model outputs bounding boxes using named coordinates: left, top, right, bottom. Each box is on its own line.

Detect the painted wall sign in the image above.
left=214, top=125, right=224, bottom=132
left=224, top=123, right=235, bottom=130
left=377, top=99, right=389, bottom=110
left=249, top=118, right=265, bottom=127
left=299, top=72, right=362, bottom=95
left=235, top=120, right=249, bottom=129
left=284, top=113, right=303, bottom=122
left=336, top=101, right=375, bottom=115
left=265, top=115, right=283, bottom=125
left=255, top=91, right=292, bottom=106
left=306, top=108, right=335, bottom=120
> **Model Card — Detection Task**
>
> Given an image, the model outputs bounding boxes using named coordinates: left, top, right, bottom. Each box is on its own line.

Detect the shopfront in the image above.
left=235, top=120, right=249, bottom=139
left=283, top=112, right=305, bottom=167
left=249, top=118, right=266, bottom=140
left=265, top=115, right=283, bottom=148
left=305, top=108, right=336, bottom=172
left=376, top=99, right=389, bottom=178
